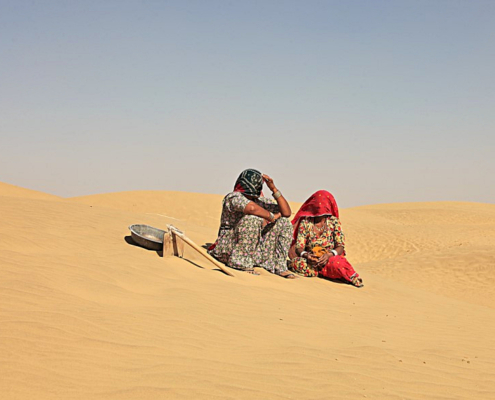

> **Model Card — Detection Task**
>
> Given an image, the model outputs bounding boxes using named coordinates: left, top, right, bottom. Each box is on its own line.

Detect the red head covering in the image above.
left=291, top=190, right=339, bottom=244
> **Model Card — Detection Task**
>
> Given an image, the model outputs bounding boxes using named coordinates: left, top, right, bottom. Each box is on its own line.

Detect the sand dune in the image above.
left=1, top=184, right=494, bottom=399
left=70, top=191, right=225, bottom=230
left=70, top=191, right=302, bottom=230
left=0, top=181, right=60, bottom=200
left=341, top=202, right=495, bottom=309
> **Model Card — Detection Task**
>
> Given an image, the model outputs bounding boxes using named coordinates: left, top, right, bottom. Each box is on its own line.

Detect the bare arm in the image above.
left=262, top=174, right=291, bottom=217
left=294, top=220, right=318, bottom=265
left=244, top=201, right=281, bottom=222
left=334, top=246, right=344, bottom=256
left=314, top=218, right=345, bottom=268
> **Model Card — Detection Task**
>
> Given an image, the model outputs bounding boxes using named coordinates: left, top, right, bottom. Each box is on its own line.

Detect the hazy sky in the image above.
left=1, top=0, right=494, bottom=207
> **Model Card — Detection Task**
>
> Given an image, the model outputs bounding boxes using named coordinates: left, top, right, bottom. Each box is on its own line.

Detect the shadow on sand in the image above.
left=124, top=235, right=206, bottom=270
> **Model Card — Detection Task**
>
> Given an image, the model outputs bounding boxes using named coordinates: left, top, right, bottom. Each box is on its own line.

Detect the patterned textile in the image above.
left=288, top=190, right=360, bottom=284
left=291, top=190, right=339, bottom=245
left=293, top=217, right=345, bottom=254
left=289, top=216, right=347, bottom=277
left=233, top=169, right=263, bottom=197
left=319, top=256, right=358, bottom=281
left=208, top=192, right=292, bottom=273
left=290, top=254, right=358, bottom=282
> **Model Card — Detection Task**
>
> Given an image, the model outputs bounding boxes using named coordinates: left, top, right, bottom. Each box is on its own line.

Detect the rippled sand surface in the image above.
left=1, top=182, right=494, bottom=399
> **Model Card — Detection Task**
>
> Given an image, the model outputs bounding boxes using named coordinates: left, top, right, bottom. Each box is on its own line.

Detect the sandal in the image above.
left=278, top=271, right=297, bottom=279
left=350, top=276, right=364, bottom=288
left=244, top=268, right=260, bottom=276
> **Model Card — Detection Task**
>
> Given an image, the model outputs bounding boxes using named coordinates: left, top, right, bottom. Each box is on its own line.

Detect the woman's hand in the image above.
left=315, top=252, right=331, bottom=270
left=262, top=174, right=277, bottom=192
left=305, top=253, right=319, bottom=266
left=265, top=212, right=281, bottom=224
left=261, top=174, right=291, bottom=217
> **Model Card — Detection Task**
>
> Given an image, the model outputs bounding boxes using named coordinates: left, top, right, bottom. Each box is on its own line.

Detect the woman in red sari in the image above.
left=288, top=190, right=363, bottom=287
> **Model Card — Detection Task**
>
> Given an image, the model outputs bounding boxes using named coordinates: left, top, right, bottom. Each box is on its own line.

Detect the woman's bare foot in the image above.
left=278, top=271, right=297, bottom=279
left=350, top=275, right=364, bottom=287
left=245, top=268, right=260, bottom=275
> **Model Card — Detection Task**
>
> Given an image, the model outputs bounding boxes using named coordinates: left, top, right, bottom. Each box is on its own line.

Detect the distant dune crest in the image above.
left=0, top=181, right=60, bottom=200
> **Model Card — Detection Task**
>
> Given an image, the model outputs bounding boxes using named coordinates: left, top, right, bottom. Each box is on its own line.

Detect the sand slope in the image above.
left=1, top=186, right=494, bottom=399
left=341, top=202, right=495, bottom=309
left=0, top=181, right=60, bottom=200
left=70, top=191, right=302, bottom=230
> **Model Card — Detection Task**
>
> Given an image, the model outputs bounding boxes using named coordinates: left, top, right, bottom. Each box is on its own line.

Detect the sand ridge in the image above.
left=0, top=181, right=61, bottom=200
left=1, top=184, right=494, bottom=399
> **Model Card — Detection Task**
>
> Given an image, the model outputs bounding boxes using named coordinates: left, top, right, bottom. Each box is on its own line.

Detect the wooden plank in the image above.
left=171, top=230, right=234, bottom=277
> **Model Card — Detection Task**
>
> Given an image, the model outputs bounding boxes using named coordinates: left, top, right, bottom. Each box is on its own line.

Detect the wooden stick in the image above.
left=171, top=230, right=234, bottom=277
left=162, top=232, right=174, bottom=257
left=172, top=232, right=179, bottom=256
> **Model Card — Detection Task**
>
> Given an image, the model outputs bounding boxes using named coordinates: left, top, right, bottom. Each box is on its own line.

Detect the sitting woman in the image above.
left=208, top=168, right=296, bottom=278
left=288, top=190, right=363, bottom=287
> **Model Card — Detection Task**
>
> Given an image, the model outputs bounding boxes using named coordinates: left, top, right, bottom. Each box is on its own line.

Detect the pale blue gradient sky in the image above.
left=1, top=0, right=494, bottom=207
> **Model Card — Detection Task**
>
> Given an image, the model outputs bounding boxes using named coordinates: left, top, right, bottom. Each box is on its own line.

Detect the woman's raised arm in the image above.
left=262, top=174, right=291, bottom=217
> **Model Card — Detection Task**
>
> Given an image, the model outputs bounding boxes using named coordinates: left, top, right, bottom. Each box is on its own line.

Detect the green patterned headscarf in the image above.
left=233, top=169, right=263, bottom=197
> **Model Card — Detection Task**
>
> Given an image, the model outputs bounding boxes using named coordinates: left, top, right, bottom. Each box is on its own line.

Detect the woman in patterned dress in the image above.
left=208, top=169, right=296, bottom=278
left=288, top=190, right=363, bottom=287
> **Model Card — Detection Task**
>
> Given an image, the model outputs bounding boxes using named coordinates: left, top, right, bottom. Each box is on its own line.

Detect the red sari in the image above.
left=290, top=190, right=362, bottom=286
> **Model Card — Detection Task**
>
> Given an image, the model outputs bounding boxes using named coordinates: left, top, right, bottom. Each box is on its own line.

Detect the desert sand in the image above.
left=1, top=181, right=494, bottom=399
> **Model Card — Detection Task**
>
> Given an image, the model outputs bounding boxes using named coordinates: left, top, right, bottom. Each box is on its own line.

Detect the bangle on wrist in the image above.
left=273, top=190, right=282, bottom=199
left=268, top=212, right=275, bottom=222
left=330, top=249, right=338, bottom=256
left=300, top=251, right=308, bottom=258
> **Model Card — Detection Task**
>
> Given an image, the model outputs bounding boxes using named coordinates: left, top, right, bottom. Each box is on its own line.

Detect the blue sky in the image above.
left=1, top=0, right=494, bottom=207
